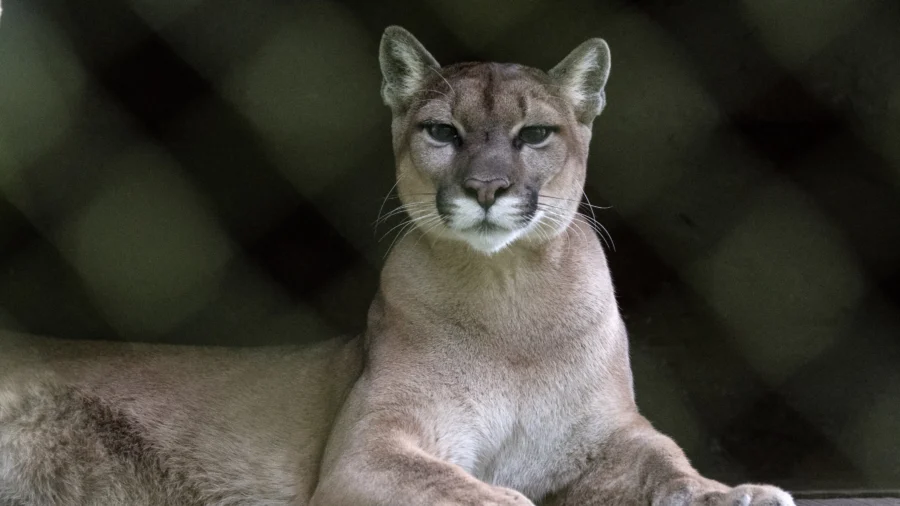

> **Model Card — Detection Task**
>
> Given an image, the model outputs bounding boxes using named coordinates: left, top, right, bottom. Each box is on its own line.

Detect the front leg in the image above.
left=551, top=415, right=794, bottom=506
left=311, top=379, right=533, bottom=506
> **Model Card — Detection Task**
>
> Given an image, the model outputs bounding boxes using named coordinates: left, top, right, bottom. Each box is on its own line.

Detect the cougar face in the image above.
left=380, top=28, right=611, bottom=253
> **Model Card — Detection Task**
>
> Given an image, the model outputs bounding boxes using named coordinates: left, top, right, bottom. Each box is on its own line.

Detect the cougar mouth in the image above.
left=430, top=186, right=545, bottom=252
left=445, top=205, right=545, bottom=254
left=471, top=221, right=507, bottom=233
left=443, top=198, right=532, bottom=231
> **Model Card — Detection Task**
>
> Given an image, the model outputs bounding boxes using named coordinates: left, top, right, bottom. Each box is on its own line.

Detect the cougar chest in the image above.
left=453, top=334, right=605, bottom=500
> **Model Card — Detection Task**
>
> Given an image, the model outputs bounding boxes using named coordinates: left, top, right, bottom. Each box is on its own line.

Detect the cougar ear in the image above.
left=549, top=38, right=611, bottom=123
left=379, top=26, right=441, bottom=110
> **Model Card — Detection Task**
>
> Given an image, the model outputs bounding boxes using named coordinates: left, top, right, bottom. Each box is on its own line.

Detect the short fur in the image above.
left=0, top=26, right=794, bottom=506
left=0, top=335, right=362, bottom=505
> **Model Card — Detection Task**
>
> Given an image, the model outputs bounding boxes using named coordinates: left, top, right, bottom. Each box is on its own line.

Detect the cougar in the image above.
left=0, top=26, right=795, bottom=506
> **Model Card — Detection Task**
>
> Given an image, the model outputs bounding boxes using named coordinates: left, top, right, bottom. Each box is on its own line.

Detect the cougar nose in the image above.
left=463, top=178, right=510, bottom=210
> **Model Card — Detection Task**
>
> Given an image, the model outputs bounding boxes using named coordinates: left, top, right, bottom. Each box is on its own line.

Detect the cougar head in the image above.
left=379, top=26, right=610, bottom=254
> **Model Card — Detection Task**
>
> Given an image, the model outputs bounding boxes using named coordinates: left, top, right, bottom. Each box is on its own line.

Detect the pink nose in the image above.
left=463, top=178, right=510, bottom=209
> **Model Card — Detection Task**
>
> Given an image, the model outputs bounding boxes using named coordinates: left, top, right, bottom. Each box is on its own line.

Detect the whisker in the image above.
left=378, top=209, right=432, bottom=242
left=594, top=220, right=616, bottom=252
left=379, top=219, right=412, bottom=244
left=536, top=201, right=614, bottom=251
left=539, top=217, right=558, bottom=243
left=374, top=173, right=406, bottom=235
left=385, top=221, right=417, bottom=259
left=538, top=206, right=587, bottom=244
left=580, top=189, right=608, bottom=251
left=574, top=213, right=615, bottom=251
left=539, top=219, right=555, bottom=244
left=583, top=189, right=600, bottom=235
left=383, top=213, right=439, bottom=259
left=375, top=202, right=428, bottom=217
left=533, top=220, right=547, bottom=243
left=377, top=203, right=432, bottom=222
left=413, top=217, right=445, bottom=249
left=535, top=210, right=564, bottom=241
left=538, top=194, right=612, bottom=211
left=373, top=202, right=433, bottom=227
left=535, top=202, right=573, bottom=213
left=576, top=212, right=613, bottom=248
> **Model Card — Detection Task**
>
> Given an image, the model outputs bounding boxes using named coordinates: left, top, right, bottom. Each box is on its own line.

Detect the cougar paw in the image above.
left=695, top=484, right=795, bottom=506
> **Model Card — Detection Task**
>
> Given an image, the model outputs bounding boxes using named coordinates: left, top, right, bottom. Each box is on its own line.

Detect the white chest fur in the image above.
left=414, top=328, right=622, bottom=501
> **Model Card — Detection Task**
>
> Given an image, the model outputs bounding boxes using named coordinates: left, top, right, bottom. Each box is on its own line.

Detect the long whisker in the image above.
left=536, top=199, right=615, bottom=251
left=386, top=208, right=447, bottom=257
left=553, top=214, right=576, bottom=251
left=534, top=219, right=549, bottom=244
left=539, top=216, right=561, bottom=243
left=535, top=203, right=579, bottom=239
left=574, top=213, right=615, bottom=251
left=593, top=218, right=616, bottom=252
left=384, top=213, right=438, bottom=259
left=535, top=201, right=574, bottom=213
left=413, top=217, right=446, bottom=249
left=375, top=201, right=432, bottom=218
left=580, top=190, right=613, bottom=251
left=378, top=208, right=433, bottom=242
left=576, top=212, right=614, bottom=250
left=538, top=217, right=556, bottom=244
left=373, top=202, right=433, bottom=227
left=583, top=190, right=599, bottom=234
left=385, top=221, right=417, bottom=259
left=536, top=205, right=587, bottom=244
left=395, top=192, right=438, bottom=198
left=538, top=194, right=612, bottom=211
left=374, top=174, right=406, bottom=235
left=534, top=208, right=565, bottom=241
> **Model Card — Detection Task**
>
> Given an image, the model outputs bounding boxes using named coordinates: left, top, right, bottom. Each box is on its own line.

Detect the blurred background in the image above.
left=0, top=0, right=898, bottom=496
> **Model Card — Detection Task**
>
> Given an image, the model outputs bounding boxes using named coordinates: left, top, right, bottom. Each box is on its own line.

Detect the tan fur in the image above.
left=0, top=26, right=794, bottom=506
left=0, top=334, right=362, bottom=504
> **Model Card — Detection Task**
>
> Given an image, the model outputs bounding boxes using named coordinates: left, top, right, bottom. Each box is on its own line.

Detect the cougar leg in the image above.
left=549, top=415, right=794, bottom=506
left=310, top=378, right=533, bottom=506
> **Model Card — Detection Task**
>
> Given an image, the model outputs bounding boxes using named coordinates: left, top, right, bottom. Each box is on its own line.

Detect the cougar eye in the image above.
left=425, top=123, right=460, bottom=144
left=517, top=126, right=553, bottom=145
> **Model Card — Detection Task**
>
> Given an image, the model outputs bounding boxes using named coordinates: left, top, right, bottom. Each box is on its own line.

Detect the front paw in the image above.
left=475, top=485, right=536, bottom=506
left=433, top=483, right=534, bottom=506
left=698, top=484, right=794, bottom=506
left=657, top=479, right=794, bottom=506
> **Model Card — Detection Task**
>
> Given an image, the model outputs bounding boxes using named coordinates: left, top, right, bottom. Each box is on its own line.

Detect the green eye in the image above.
left=425, top=123, right=460, bottom=144
left=518, top=126, right=553, bottom=145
